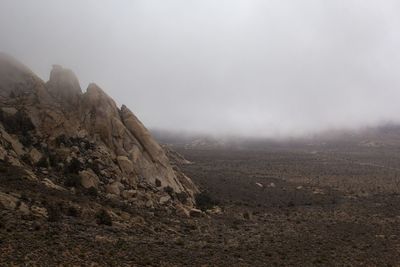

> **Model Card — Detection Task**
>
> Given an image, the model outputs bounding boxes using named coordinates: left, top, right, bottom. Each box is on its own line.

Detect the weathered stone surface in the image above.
left=0, top=192, right=18, bottom=210
left=159, top=195, right=171, bottom=205
left=31, top=205, right=48, bottom=218
left=29, top=148, right=42, bottom=164
left=42, top=178, right=66, bottom=191
left=189, top=208, right=203, bottom=218
left=117, top=156, right=134, bottom=175
left=1, top=129, right=24, bottom=156
left=176, top=205, right=191, bottom=218
left=106, top=181, right=123, bottom=195
left=121, top=189, right=137, bottom=199
left=79, top=169, right=100, bottom=189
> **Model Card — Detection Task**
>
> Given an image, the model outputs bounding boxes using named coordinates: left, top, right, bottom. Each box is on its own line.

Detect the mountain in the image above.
left=0, top=53, right=198, bottom=211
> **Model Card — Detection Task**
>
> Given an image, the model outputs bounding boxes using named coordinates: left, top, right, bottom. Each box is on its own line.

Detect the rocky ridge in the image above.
left=0, top=53, right=198, bottom=214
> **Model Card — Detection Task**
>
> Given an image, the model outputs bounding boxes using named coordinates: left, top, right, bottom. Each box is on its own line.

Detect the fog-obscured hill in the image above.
left=153, top=124, right=400, bottom=151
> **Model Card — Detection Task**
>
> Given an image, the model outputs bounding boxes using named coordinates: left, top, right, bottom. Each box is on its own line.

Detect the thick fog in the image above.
left=1, top=0, right=400, bottom=138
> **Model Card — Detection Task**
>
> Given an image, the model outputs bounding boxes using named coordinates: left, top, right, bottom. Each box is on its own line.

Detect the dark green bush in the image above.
left=0, top=110, right=35, bottom=135
left=47, top=204, right=62, bottom=222
left=36, top=156, right=49, bottom=168
left=19, top=133, right=34, bottom=147
left=86, top=186, right=98, bottom=197
left=65, top=158, right=82, bottom=174
left=176, top=191, right=189, bottom=204
left=48, top=152, right=62, bottom=168
left=164, top=186, right=174, bottom=196
left=21, top=154, right=33, bottom=165
left=64, top=174, right=81, bottom=187
left=67, top=206, right=80, bottom=217
left=195, top=191, right=219, bottom=211
left=95, top=209, right=112, bottom=226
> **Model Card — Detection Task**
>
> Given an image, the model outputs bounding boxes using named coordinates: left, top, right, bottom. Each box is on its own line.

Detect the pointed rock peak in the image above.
left=84, top=83, right=118, bottom=110
left=81, top=83, right=119, bottom=122
left=86, top=83, right=107, bottom=95
left=46, top=65, right=82, bottom=105
left=0, top=53, right=42, bottom=98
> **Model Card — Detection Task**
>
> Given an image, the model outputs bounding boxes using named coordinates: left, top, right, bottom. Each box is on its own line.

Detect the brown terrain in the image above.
left=1, top=54, right=400, bottom=266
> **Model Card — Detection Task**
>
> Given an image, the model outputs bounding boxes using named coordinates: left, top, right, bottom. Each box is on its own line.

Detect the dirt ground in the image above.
left=2, top=144, right=400, bottom=266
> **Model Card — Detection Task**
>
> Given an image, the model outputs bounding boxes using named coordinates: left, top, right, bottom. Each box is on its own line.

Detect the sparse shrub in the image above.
left=86, top=186, right=98, bottom=197
left=95, top=209, right=112, bottom=226
left=0, top=110, right=35, bottom=135
left=65, top=158, right=82, bottom=174
left=175, top=238, right=185, bottom=246
left=55, top=134, right=67, bottom=147
left=0, top=165, right=8, bottom=173
left=48, top=152, right=62, bottom=168
left=155, top=178, right=162, bottom=187
left=176, top=191, right=189, bottom=204
left=87, top=161, right=101, bottom=177
left=164, top=186, right=174, bottom=196
left=36, top=156, right=49, bottom=168
left=21, top=154, right=33, bottom=165
left=64, top=174, right=81, bottom=187
left=67, top=206, right=80, bottom=217
left=47, top=204, right=62, bottom=222
left=195, top=191, right=219, bottom=211
left=19, top=133, right=34, bottom=147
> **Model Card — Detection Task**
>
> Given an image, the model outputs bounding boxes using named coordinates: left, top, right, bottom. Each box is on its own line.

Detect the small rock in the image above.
left=255, top=182, right=264, bottom=188
left=189, top=208, right=203, bottom=218
left=105, top=181, right=123, bottom=195
left=159, top=195, right=171, bottom=205
left=0, top=192, right=18, bottom=210
left=42, top=178, right=66, bottom=191
left=243, top=211, right=253, bottom=220
left=18, top=202, right=30, bottom=215
left=29, top=148, right=42, bottom=164
left=31, top=206, right=48, bottom=218
left=313, top=188, right=324, bottom=195
left=79, top=169, right=100, bottom=189
left=145, top=200, right=154, bottom=208
left=206, top=206, right=222, bottom=215
left=176, top=205, right=191, bottom=218
left=121, top=189, right=137, bottom=199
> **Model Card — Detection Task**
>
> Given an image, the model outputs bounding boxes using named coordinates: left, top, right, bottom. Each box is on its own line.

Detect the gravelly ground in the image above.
left=2, top=146, right=400, bottom=266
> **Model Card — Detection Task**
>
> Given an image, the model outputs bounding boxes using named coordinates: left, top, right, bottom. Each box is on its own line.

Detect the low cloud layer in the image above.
left=1, top=0, right=400, bottom=137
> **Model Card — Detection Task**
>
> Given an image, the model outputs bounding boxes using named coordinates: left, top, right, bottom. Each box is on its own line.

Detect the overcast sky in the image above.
left=1, top=0, right=400, bottom=138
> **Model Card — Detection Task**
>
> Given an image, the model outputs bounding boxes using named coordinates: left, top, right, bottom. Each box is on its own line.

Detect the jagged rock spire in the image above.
left=46, top=65, right=82, bottom=106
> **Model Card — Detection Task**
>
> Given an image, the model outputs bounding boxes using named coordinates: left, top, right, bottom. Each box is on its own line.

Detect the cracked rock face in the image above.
left=0, top=54, right=198, bottom=206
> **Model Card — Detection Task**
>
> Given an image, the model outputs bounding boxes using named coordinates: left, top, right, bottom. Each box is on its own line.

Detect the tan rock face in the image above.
left=79, top=169, right=100, bottom=189
left=0, top=54, right=199, bottom=207
left=46, top=65, right=82, bottom=106
left=117, top=156, right=134, bottom=175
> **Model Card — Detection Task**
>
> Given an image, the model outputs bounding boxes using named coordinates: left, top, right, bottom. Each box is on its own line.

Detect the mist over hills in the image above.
left=153, top=123, right=400, bottom=150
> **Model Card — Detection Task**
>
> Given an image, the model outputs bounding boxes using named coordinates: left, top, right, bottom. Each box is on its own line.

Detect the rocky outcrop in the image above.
left=0, top=54, right=198, bottom=207
left=46, top=65, right=82, bottom=106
